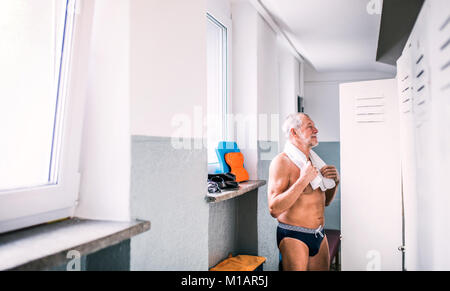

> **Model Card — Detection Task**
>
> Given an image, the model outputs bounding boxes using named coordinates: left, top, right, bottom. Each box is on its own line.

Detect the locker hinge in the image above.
left=398, top=245, right=406, bottom=252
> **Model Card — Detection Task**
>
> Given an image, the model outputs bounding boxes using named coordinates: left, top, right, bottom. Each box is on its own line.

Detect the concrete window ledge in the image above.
left=206, top=180, right=266, bottom=203
left=0, top=218, right=150, bottom=271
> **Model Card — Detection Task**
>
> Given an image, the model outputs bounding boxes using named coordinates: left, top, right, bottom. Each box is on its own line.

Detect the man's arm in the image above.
left=321, top=165, right=340, bottom=206
left=267, top=155, right=317, bottom=218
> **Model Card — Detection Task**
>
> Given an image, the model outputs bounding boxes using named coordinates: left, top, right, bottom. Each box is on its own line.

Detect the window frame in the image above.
left=0, top=0, right=87, bottom=233
left=206, top=10, right=232, bottom=164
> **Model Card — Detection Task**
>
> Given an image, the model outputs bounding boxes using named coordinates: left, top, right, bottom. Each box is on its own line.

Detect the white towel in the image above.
left=284, top=141, right=336, bottom=191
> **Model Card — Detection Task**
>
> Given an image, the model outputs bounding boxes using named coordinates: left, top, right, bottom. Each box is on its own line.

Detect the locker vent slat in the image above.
left=355, top=96, right=385, bottom=123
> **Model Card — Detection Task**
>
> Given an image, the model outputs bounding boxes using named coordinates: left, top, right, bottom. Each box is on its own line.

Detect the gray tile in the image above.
left=130, top=136, right=209, bottom=270
left=314, top=142, right=341, bottom=230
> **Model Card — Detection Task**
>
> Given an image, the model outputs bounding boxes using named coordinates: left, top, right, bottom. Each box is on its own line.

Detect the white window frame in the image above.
left=0, top=0, right=88, bottom=233
left=206, top=9, right=232, bottom=164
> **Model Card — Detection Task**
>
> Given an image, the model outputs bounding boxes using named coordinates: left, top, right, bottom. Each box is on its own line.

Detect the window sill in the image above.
left=0, top=218, right=150, bottom=271
left=205, top=180, right=266, bottom=203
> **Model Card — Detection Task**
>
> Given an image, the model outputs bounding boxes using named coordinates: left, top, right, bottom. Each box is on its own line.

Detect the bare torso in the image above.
left=276, top=153, right=326, bottom=229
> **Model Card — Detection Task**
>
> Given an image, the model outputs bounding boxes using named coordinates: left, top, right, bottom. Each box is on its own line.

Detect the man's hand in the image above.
left=320, top=165, right=339, bottom=183
left=299, top=161, right=319, bottom=184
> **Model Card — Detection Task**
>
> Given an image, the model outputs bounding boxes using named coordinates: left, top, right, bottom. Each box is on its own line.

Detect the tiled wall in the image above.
left=208, top=190, right=259, bottom=268
left=208, top=198, right=237, bottom=267
left=257, top=141, right=280, bottom=271
left=130, top=136, right=209, bottom=270
left=51, top=240, right=129, bottom=271
left=313, top=142, right=341, bottom=230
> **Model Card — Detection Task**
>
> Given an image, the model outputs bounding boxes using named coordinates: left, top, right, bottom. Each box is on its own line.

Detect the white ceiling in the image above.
left=260, top=0, right=396, bottom=73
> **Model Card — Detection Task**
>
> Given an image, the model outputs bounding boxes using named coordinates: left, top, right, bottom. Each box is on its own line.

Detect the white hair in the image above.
left=282, top=113, right=309, bottom=138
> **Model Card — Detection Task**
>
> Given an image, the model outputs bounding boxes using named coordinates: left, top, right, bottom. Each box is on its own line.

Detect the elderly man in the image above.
left=268, top=113, right=339, bottom=271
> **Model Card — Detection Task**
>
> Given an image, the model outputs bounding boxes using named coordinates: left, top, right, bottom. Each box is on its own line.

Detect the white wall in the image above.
left=304, top=64, right=395, bottom=142
left=130, top=0, right=208, bottom=139
left=76, top=0, right=131, bottom=222
left=231, top=0, right=258, bottom=178
left=207, top=0, right=231, bottom=19
left=304, top=82, right=341, bottom=142
left=278, top=39, right=301, bottom=147
left=257, top=16, right=279, bottom=142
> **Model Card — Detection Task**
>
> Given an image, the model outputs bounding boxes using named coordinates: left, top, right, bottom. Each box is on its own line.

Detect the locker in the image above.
left=397, top=46, right=419, bottom=271
left=360, top=0, right=450, bottom=270
left=426, top=0, right=450, bottom=270
left=340, top=79, right=403, bottom=271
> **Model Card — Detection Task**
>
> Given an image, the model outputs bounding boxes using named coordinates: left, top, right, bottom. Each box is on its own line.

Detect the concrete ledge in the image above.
left=206, top=180, right=266, bottom=203
left=0, top=218, right=150, bottom=271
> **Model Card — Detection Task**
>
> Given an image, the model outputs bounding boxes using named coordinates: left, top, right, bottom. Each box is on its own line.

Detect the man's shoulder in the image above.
left=270, top=153, right=294, bottom=170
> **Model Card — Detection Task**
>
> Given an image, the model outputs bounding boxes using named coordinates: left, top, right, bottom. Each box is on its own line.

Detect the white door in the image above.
left=397, top=0, right=450, bottom=270
left=421, top=0, right=450, bottom=270
left=340, top=79, right=402, bottom=271
left=397, top=47, right=420, bottom=271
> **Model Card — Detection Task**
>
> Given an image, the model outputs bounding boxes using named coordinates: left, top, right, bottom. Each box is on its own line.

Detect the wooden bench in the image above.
left=210, top=254, right=266, bottom=271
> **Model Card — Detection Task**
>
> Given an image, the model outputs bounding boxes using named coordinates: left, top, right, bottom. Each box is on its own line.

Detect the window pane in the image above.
left=0, top=0, right=68, bottom=190
left=207, top=15, right=227, bottom=164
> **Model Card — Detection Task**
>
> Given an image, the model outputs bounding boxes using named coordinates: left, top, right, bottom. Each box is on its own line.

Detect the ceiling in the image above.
left=260, top=0, right=396, bottom=73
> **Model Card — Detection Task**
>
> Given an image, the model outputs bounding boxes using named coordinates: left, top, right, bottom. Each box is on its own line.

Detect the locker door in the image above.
left=407, top=2, right=438, bottom=270
left=340, top=79, right=402, bottom=271
left=426, top=0, right=450, bottom=270
left=392, top=0, right=450, bottom=270
left=397, top=46, right=419, bottom=271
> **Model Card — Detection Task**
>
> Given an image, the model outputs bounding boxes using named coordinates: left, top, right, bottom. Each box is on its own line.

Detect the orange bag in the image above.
left=224, top=152, right=249, bottom=182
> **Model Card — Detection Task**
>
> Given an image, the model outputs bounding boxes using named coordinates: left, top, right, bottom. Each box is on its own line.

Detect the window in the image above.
left=0, top=0, right=68, bottom=190
left=206, top=13, right=231, bottom=164
left=0, top=0, right=82, bottom=233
